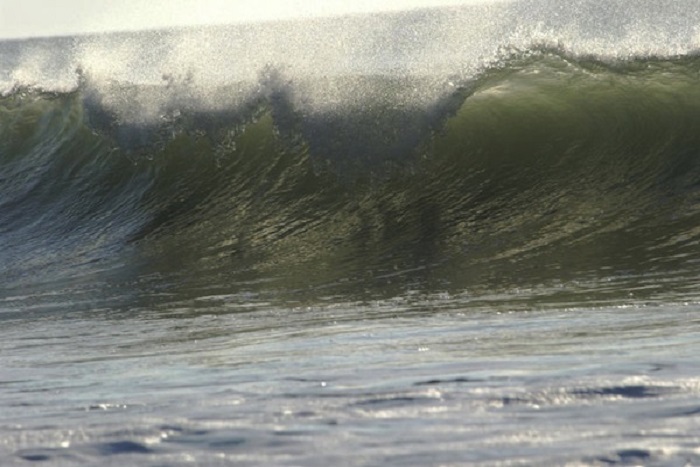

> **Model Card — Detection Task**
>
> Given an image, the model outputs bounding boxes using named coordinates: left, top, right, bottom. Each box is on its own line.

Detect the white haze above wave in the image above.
left=0, top=0, right=510, bottom=39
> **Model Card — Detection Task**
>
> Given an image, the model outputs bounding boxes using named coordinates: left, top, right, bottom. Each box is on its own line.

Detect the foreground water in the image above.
left=3, top=0, right=700, bottom=464
left=3, top=296, right=700, bottom=465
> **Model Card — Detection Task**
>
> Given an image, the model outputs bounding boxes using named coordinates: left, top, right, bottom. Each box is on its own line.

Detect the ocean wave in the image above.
left=2, top=0, right=700, bottom=305
left=1, top=49, right=700, bottom=305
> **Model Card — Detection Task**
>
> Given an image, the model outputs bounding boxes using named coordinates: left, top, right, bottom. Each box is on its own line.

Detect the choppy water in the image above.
left=4, top=301, right=700, bottom=465
left=2, top=0, right=700, bottom=464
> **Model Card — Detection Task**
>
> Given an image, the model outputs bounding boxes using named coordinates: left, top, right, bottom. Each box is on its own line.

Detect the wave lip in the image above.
left=3, top=0, right=700, bottom=94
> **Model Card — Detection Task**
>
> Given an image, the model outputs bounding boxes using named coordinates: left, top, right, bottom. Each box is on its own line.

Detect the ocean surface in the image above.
left=2, top=0, right=700, bottom=465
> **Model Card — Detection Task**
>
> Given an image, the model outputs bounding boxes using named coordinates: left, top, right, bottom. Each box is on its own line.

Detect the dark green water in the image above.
left=3, top=52, right=700, bottom=306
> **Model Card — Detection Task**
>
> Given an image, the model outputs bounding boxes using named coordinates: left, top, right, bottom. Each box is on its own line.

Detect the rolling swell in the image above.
left=2, top=51, right=700, bottom=306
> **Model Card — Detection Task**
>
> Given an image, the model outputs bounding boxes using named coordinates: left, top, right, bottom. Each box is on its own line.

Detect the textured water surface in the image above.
left=2, top=299, right=700, bottom=465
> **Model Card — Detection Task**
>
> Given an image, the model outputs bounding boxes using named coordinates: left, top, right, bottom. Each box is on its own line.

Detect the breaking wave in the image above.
left=2, top=1, right=700, bottom=307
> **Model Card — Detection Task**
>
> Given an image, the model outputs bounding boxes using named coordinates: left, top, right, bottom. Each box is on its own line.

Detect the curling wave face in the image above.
left=1, top=0, right=700, bottom=308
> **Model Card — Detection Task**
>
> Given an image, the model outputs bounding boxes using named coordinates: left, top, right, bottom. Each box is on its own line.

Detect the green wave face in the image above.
left=2, top=41, right=700, bottom=308
left=131, top=54, right=700, bottom=303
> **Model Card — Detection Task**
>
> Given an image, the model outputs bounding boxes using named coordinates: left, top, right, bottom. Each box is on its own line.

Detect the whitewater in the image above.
left=2, top=0, right=700, bottom=465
